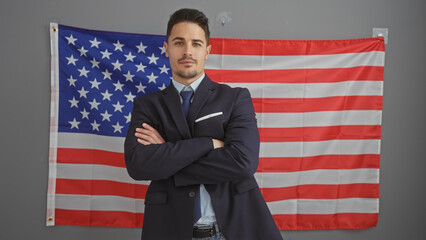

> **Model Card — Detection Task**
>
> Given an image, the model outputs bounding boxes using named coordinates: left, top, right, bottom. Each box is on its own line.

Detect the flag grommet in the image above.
left=47, top=217, right=53, bottom=222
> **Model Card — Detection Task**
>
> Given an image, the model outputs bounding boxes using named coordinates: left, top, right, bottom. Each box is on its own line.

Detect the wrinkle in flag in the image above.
left=48, top=23, right=385, bottom=230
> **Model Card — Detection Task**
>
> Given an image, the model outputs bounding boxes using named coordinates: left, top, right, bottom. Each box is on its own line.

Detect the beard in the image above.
left=176, top=69, right=198, bottom=79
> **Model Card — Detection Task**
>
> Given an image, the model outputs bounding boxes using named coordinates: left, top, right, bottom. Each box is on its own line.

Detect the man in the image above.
left=124, top=8, right=283, bottom=240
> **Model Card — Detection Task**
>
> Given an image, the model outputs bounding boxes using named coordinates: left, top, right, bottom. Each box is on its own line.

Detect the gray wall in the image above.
left=1, top=0, right=425, bottom=239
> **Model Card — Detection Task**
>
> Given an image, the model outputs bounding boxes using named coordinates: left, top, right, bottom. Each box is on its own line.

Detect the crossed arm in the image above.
left=124, top=88, right=259, bottom=186
left=135, top=123, right=224, bottom=149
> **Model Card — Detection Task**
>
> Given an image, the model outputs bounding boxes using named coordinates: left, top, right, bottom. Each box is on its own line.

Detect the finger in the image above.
left=141, top=123, right=165, bottom=143
left=135, top=132, right=157, bottom=144
left=137, top=138, right=151, bottom=145
left=136, top=127, right=159, bottom=143
left=137, top=129, right=161, bottom=144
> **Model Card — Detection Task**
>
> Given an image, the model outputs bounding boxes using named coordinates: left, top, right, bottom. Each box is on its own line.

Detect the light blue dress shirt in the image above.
left=171, top=74, right=217, bottom=225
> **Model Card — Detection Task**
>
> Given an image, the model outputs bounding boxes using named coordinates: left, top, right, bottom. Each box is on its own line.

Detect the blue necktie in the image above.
left=180, top=88, right=201, bottom=224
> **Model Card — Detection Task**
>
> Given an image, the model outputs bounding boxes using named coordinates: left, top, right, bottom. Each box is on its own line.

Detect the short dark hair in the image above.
left=166, top=8, right=210, bottom=43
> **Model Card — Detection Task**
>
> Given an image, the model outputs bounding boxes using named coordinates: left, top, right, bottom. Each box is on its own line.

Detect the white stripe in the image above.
left=54, top=194, right=378, bottom=214
left=58, top=133, right=380, bottom=157
left=206, top=51, right=385, bottom=70
left=56, top=163, right=377, bottom=189
left=256, top=110, right=382, bottom=128
left=58, top=132, right=124, bottom=153
left=55, top=194, right=145, bottom=213
left=224, top=81, right=383, bottom=98
left=255, top=169, right=379, bottom=188
left=266, top=198, right=379, bottom=214
left=260, top=139, right=380, bottom=158
left=57, top=163, right=150, bottom=185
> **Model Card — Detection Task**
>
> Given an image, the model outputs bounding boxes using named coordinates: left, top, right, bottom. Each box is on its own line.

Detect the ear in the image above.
left=164, top=41, right=169, bottom=58
left=205, top=44, right=212, bottom=59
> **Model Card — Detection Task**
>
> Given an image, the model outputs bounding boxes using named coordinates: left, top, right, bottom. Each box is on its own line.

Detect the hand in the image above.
left=212, top=139, right=224, bottom=149
left=135, top=123, right=165, bottom=145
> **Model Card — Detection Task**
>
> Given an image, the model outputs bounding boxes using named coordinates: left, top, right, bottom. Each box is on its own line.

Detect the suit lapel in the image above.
left=162, top=83, right=191, bottom=139
left=187, top=76, right=217, bottom=135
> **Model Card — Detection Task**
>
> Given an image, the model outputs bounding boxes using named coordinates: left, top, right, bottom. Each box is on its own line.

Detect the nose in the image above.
left=183, top=45, right=192, bottom=57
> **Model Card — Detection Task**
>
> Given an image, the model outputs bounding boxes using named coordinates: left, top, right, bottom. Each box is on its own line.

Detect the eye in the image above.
left=174, top=41, right=184, bottom=46
left=193, top=42, right=202, bottom=47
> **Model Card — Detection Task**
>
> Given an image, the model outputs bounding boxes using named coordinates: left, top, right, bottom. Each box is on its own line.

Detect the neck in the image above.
left=172, top=72, right=204, bottom=86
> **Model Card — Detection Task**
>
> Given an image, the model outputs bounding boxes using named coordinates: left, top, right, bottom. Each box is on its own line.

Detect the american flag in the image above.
left=48, top=23, right=385, bottom=229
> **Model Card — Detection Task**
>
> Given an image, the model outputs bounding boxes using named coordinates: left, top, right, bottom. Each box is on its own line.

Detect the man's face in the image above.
left=164, top=22, right=211, bottom=86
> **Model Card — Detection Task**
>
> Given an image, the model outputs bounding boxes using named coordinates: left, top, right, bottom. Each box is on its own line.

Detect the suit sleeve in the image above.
left=174, top=88, right=260, bottom=187
left=124, top=98, right=214, bottom=181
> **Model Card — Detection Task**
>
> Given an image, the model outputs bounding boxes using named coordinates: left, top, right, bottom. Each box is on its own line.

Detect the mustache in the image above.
left=178, top=57, right=197, bottom=63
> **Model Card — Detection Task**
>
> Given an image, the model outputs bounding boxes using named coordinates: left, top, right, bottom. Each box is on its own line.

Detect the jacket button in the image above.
left=189, top=191, right=196, bottom=198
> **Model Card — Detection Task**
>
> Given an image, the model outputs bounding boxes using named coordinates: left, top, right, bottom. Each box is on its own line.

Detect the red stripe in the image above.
left=55, top=180, right=377, bottom=201
left=206, top=66, right=384, bottom=83
left=55, top=209, right=143, bottom=227
left=57, top=150, right=380, bottom=172
left=54, top=209, right=378, bottom=229
left=252, top=96, right=383, bottom=113
left=261, top=184, right=379, bottom=202
left=259, top=125, right=381, bottom=142
left=209, top=37, right=385, bottom=55
left=56, top=179, right=148, bottom=199
left=273, top=213, right=378, bottom=230
left=57, top=148, right=125, bottom=168
left=258, top=154, right=380, bottom=172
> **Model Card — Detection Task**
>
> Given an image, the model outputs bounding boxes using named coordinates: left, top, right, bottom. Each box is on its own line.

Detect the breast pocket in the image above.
left=193, top=113, right=225, bottom=139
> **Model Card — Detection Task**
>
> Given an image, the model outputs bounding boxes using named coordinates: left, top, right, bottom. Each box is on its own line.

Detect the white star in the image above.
left=100, top=49, right=112, bottom=59
left=78, top=46, right=88, bottom=57
left=113, top=40, right=125, bottom=51
left=159, top=46, right=166, bottom=55
left=112, top=101, right=125, bottom=112
left=100, top=110, right=112, bottom=122
left=136, top=42, right=148, bottom=53
left=78, top=66, right=90, bottom=77
left=124, top=112, right=132, bottom=123
left=88, top=98, right=101, bottom=110
left=101, top=89, right=113, bottom=101
left=91, top=120, right=101, bottom=131
left=112, top=121, right=124, bottom=133
left=66, top=54, right=78, bottom=65
left=113, top=81, right=124, bottom=91
left=147, top=72, right=158, bottom=83
left=68, top=97, right=79, bottom=108
left=135, top=62, right=147, bottom=72
left=89, top=37, right=101, bottom=48
left=65, top=34, right=77, bottom=45
left=89, top=78, right=101, bottom=89
left=69, top=118, right=80, bottom=129
left=158, top=83, right=167, bottom=91
left=77, top=86, right=89, bottom=98
left=124, top=91, right=136, bottom=102
left=124, top=51, right=136, bottom=62
left=111, top=60, right=124, bottom=71
left=159, top=64, right=170, bottom=74
left=136, top=82, right=147, bottom=93
left=147, top=53, right=159, bottom=64
left=67, top=75, right=77, bottom=87
left=123, top=71, right=135, bottom=82
left=102, top=69, right=112, bottom=80
left=80, top=108, right=90, bottom=119
left=90, top=57, right=100, bottom=69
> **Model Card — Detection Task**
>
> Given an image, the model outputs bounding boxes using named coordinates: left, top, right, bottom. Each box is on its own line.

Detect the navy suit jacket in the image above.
left=124, top=75, right=283, bottom=240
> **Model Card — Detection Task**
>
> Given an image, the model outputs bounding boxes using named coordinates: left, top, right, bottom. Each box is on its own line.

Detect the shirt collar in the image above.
left=172, top=73, right=205, bottom=93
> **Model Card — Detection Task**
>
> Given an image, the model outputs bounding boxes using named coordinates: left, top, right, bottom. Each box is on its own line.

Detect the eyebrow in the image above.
left=171, top=37, right=204, bottom=44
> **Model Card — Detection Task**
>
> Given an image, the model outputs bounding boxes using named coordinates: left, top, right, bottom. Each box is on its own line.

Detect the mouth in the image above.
left=178, top=57, right=196, bottom=66
left=179, top=61, right=195, bottom=67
